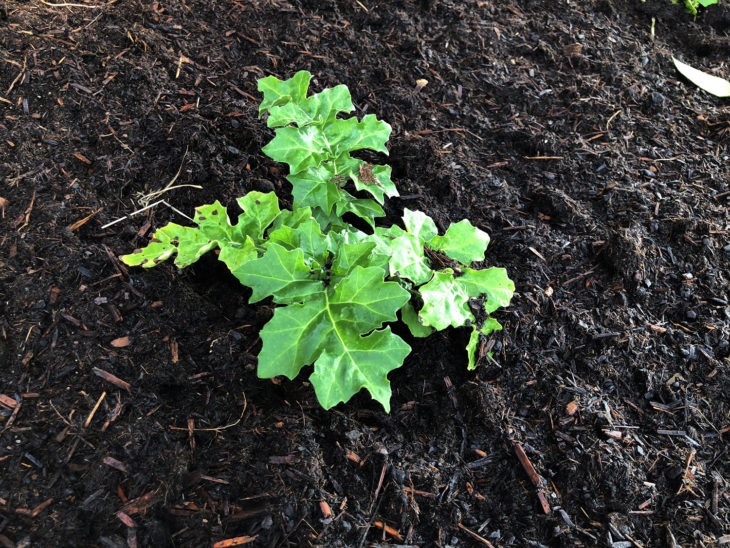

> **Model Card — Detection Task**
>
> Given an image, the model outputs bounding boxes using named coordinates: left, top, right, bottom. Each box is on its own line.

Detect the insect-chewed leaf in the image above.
left=234, top=243, right=324, bottom=304
left=403, top=209, right=438, bottom=242
left=351, top=163, right=398, bottom=204
left=457, top=267, right=515, bottom=313
left=234, top=191, right=280, bottom=242
left=466, top=326, right=480, bottom=371
left=257, top=297, right=327, bottom=379
left=466, top=318, right=503, bottom=371
left=419, top=268, right=474, bottom=330
left=428, top=219, right=490, bottom=265
left=193, top=201, right=234, bottom=241
left=400, top=302, right=434, bottom=338
left=258, top=70, right=312, bottom=116
left=310, top=327, right=411, bottom=412
left=121, top=223, right=216, bottom=269
left=266, top=85, right=354, bottom=128
left=263, top=125, right=329, bottom=175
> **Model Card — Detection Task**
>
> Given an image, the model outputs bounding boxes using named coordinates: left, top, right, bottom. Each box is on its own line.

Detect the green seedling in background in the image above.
left=122, top=71, right=514, bottom=412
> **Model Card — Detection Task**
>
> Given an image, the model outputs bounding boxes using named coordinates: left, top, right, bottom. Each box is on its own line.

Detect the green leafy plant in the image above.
left=121, top=71, right=514, bottom=412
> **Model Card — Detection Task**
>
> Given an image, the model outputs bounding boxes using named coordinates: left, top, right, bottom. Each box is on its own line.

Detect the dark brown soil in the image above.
left=2, top=0, right=729, bottom=546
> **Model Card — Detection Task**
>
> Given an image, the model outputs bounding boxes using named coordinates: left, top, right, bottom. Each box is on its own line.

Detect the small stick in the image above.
left=512, top=440, right=551, bottom=514
left=84, top=391, right=106, bottom=428
left=457, top=523, right=495, bottom=547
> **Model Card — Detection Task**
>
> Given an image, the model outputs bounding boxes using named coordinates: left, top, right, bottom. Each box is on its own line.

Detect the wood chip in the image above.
left=110, top=336, right=131, bottom=347
left=103, top=456, right=127, bottom=473
left=0, top=394, right=17, bottom=408
left=120, top=491, right=160, bottom=516
left=73, top=152, right=92, bottom=164
left=117, top=511, right=136, bottom=527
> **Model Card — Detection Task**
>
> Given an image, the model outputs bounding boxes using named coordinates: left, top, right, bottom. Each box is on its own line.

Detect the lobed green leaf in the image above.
left=429, top=219, right=490, bottom=265
left=258, top=71, right=311, bottom=116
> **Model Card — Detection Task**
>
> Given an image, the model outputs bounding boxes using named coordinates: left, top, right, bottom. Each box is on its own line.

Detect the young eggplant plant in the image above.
left=121, top=71, right=515, bottom=412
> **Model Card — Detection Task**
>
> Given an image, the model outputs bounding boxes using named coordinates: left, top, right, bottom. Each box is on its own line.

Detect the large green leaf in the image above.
left=429, top=219, right=490, bottom=265
left=330, top=266, right=410, bottom=332
left=331, top=240, right=377, bottom=277
left=457, top=267, right=515, bottom=313
left=234, top=243, right=324, bottom=304
left=310, top=327, right=410, bottom=412
left=419, top=269, right=474, bottom=330
left=329, top=115, right=391, bottom=158
left=257, top=265, right=410, bottom=411
left=257, top=297, right=328, bottom=378
left=218, top=237, right=258, bottom=274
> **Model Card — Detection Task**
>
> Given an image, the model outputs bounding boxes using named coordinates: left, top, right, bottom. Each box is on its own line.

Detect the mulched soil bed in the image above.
left=2, top=0, right=729, bottom=546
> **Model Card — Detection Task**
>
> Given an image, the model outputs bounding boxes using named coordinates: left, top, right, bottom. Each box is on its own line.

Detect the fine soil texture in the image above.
left=2, top=1, right=729, bottom=546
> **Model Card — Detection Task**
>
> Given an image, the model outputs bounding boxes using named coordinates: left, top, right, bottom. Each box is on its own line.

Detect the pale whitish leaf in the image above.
left=673, top=57, right=730, bottom=97
left=266, top=85, right=354, bottom=128
left=419, top=269, right=474, bottom=330
left=401, top=301, right=434, bottom=338
left=457, top=267, right=515, bottom=313
left=234, top=243, right=324, bottom=304
left=429, top=219, right=490, bottom=265
left=387, top=232, right=432, bottom=285
left=258, top=70, right=312, bottom=116
left=403, top=209, right=438, bottom=242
